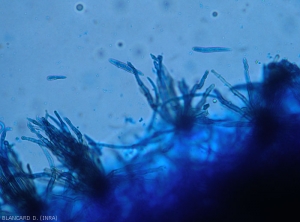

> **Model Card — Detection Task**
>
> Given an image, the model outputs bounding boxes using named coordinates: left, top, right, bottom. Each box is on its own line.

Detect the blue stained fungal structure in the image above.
left=192, top=46, right=232, bottom=53
left=109, top=58, right=144, bottom=76
left=46, top=75, right=67, bottom=81
left=1, top=52, right=300, bottom=221
left=0, top=122, right=49, bottom=218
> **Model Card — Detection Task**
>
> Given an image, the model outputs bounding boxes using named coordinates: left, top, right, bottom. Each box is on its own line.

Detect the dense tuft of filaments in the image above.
left=1, top=54, right=300, bottom=221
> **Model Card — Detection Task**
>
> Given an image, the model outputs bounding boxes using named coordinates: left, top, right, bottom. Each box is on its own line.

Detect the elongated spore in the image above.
left=192, top=46, right=231, bottom=53
left=109, top=58, right=144, bottom=76
left=47, top=75, right=67, bottom=81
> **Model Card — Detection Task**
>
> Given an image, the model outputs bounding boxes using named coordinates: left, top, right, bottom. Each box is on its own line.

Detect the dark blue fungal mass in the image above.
left=212, top=57, right=300, bottom=148
left=1, top=53, right=300, bottom=221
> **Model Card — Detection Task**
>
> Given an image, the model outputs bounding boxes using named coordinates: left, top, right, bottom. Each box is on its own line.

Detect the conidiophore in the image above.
left=146, top=54, right=215, bottom=132
left=21, top=111, right=166, bottom=221
left=0, top=122, right=47, bottom=217
left=21, top=111, right=109, bottom=199
left=212, top=56, right=300, bottom=148
left=175, top=55, right=300, bottom=222
left=93, top=54, right=218, bottom=156
left=20, top=111, right=117, bottom=221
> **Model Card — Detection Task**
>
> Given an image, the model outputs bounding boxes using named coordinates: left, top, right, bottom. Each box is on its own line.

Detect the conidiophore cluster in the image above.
left=0, top=122, right=47, bottom=218
left=212, top=56, right=300, bottom=148
left=1, top=52, right=300, bottom=221
left=99, top=54, right=219, bottom=157
left=22, top=111, right=109, bottom=198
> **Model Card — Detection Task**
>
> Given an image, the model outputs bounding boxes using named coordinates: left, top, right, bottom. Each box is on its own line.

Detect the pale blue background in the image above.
left=1, top=0, right=300, bottom=172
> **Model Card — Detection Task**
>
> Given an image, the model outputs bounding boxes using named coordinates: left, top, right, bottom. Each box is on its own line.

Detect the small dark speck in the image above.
left=212, top=11, right=218, bottom=17
left=139, top=118, right=143, bottom=122
left=76, top=3, right=84, bottom=11
left=95, top=47, right=106, bottom=59
left=131, top=44, right=145, bottom=59
left=159, top=0, right=175, bottom=11
left=125, top=117, right=135, bottom=124
left=113, top=0, right=128, bottom=12
left=116, top=41, right=125, bottom=48
left=162, top=0, right=171, bottom=10
left=148, top=36, right=154, bottom=43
